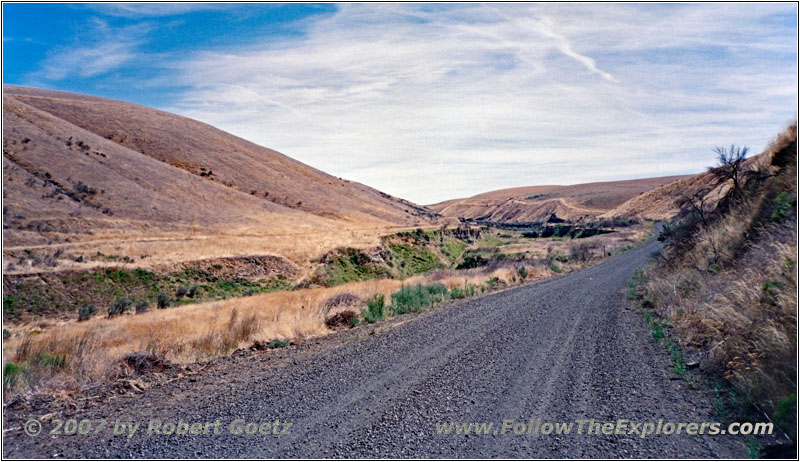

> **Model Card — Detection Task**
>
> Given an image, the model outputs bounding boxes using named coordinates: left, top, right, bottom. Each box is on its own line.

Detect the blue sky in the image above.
left=3, top=3, right=797, bottom=204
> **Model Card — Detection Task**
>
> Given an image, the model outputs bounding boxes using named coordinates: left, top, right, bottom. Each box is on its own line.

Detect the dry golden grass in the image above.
left=3, top=257, right=566, bottom=395
left=640, top=123, right=797, bottom=413
left=2, top=223, right=430, bottom=278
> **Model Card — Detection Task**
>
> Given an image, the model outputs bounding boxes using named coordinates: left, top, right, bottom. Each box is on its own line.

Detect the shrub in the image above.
left=570, top=242, right=596, bottom=262
left=78, top=304, right=98, bottom=321
left=186, top=285, right=199, bottom=298
left=2, top=328, right=10, bottom=341
left=325, top=310, right=358, bottom=329
left=773, top=393, right=797, bottom=442
left=122, top=351, right=170, bottom=375
left=363, top=294, right=385, bottom=323
left=456, top=255, right=487, bottom=269
left=657, top=224, right=673, bottom=242
left=426, top=282, right=449, bottom=298
left=73, top=181, right=97, bottom=198
left=108, top=297, right=132, bottom=318
left=175, top=286, right=188, bottom=299
left=157, top=293, right=172, bottom=309
left=135, top=300, right=150, bottom=314
left=772, top=192, right=796, bottom=222
left=518, top=266, right=528, bottom=279
left=548, top=263, right=562, bottom=273
left=266, top=339, right=289, bottom=349
left=448, top=287, right=464, bottom=299
left=391, top=284, right=449, bottom=315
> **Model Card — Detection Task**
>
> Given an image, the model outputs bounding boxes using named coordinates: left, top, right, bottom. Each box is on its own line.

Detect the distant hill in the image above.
left=429, top=176, right=691, bottom=223
left=2, top=85, right=440, bottom=249
left=602, top=149, right=777, bottom=221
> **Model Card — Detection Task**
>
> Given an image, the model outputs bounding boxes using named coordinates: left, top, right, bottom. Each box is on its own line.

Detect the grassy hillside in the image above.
left=2, top=85, right=442, bottom=277
left=4, top=85, right=438, bottom=228
left=635, top=124, right=797, bottom=442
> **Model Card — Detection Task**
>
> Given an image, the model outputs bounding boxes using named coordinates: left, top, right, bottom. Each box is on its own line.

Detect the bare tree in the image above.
left=708, top=145, right=750, bottom=198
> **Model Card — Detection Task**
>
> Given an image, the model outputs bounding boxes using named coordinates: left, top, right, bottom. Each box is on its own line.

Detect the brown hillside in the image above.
left=429, top=176, right=690, bottom=223
left=3, top=85, right=438, bottom=228
left=2, top=85, right=440, bottom=272
left=605, top=151, right=773, bottom=221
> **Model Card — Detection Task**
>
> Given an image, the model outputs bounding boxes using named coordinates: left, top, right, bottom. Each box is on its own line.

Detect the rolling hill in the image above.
left=2, top=86, right=441, bottom=270
left=428, top=176, right=691, bottom=223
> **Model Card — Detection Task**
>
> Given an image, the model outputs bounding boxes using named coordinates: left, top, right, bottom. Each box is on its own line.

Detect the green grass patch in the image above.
left=772, top=191, right=796, bottom=222
left=363, top=294, right=386, bottom=323
left=478, top=233, right=503, bottom=249
left=389, top=244, right=442, bottom=277
left=4, top=266, right=296, bottom=320
left=643, top=309, right=687, bottom=379
left=3, top=363, right=25, bottom=390
left=266, top=339, right=289, bottom=349
left=390, top=283, right=450, bottom=315
left=627, top=268, right=644, bottom=300
left=449, top=283, right=478, bottom=300
left=322, top=248, right=390, bottom=286
left=773, top=393, right=797, bottom=443
left=441, top=239, right=467, bottom=265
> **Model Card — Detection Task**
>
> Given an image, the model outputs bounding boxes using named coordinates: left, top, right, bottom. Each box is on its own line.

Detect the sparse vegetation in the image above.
left=77, top=304, right=97, bottom=321
left=157, top=292, right=172, bottom=309
left=636, top=124, right=797, bottom=437
left=108, top=297, right=132, bottom=318
left=135, top=300, right=150, bottom=314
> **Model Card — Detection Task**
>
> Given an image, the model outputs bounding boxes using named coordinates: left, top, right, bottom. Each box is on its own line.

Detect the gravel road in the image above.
left=4, top=235, right=747, bottom=458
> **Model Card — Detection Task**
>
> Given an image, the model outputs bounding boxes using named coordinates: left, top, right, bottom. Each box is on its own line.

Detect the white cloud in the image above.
left=83, top=4, right=234, bottom=18
left=37, top=18, right=150, bottom=80
left=150, top=4, right=795, bottom=203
